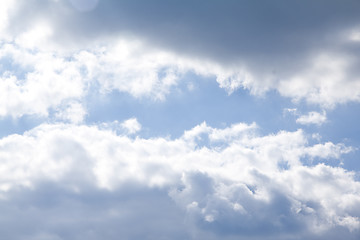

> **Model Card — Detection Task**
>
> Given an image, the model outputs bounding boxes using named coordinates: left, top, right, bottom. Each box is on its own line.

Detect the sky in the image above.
left=0, top=0, right=360, bottom=239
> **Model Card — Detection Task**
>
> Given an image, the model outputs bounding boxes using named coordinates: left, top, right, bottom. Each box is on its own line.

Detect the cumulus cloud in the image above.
left=0, top=42, right=86, bottom=118
left=120, top=117, right=141, bottom=134
left=0, top=32, right=258, bottom=119
left=296, top=111, right=327, bottom=126
left=0, top=122, right=358, bottom=239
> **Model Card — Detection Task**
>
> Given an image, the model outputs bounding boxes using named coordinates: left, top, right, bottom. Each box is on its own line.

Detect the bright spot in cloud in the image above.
left=15, top=22, right=53, bottom=49
left=349, top=30, right=360, bottom=42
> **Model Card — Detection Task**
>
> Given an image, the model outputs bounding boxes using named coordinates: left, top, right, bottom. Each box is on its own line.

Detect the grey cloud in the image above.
left=6, top=0, right=360, bottom=106
left=170, top=171, right=360, bottom=240
left=1, top=173, right=358, bottom=240
left=11, top=1, right=359, bottom=60
left=0, top=181, right=189, bottom=240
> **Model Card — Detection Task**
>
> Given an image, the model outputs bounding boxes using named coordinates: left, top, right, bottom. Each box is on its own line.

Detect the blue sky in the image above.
left=0, top=0, right=360, bottom=239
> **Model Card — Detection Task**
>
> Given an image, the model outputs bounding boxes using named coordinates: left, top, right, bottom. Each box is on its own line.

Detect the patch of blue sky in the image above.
left=86, top=73, right=299, bottom=138
left=319, top=103, right=360, bottom=172
left=0, top=115, right=45, bottom=138
left=0, top=54, right=31, bottom=81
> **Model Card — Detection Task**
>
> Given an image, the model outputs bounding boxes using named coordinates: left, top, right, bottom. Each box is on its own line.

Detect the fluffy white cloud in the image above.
left=277, top=54, right=360, bottom=107
left=0, top=42, right=86, bottom=118
left=0, top=34, right=257, bottom=119
left=296, top=111, right=327, bottom=126
left=0, top=122, right=358, bottom=239
left=120, top=117, right=141, bottom=134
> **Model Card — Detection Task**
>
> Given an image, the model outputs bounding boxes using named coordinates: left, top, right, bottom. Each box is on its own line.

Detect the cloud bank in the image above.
left=0, top=122, right=358, bottom=239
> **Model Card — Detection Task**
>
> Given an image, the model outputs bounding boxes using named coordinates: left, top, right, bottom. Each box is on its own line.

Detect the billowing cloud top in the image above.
left=0, top=1, right=360, bottom=239
left=0, top=122, right=358, bottom=239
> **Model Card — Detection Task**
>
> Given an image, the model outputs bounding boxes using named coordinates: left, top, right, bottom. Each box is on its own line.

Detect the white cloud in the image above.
left=283, top=108, right=298, bottom=115
left=0, top=43, right=86, bottom=118
left=0, top=35, right=262, bottom=119
left=0, top=122, right=358, bottom=239
left=296, top=111, right=327, bottom=126
left=278, top=54, right=360, bottom=107
left=54, top=101, right=87, bottom=124
left=65, top=41, right=360, bottom=109
left=74, top=40, right=183, bottom=100
left=15, top=22, right=53, bottom=50
left=305, top=142, right=353, bottom=159
left=120, top=118, right=142, bottom=134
